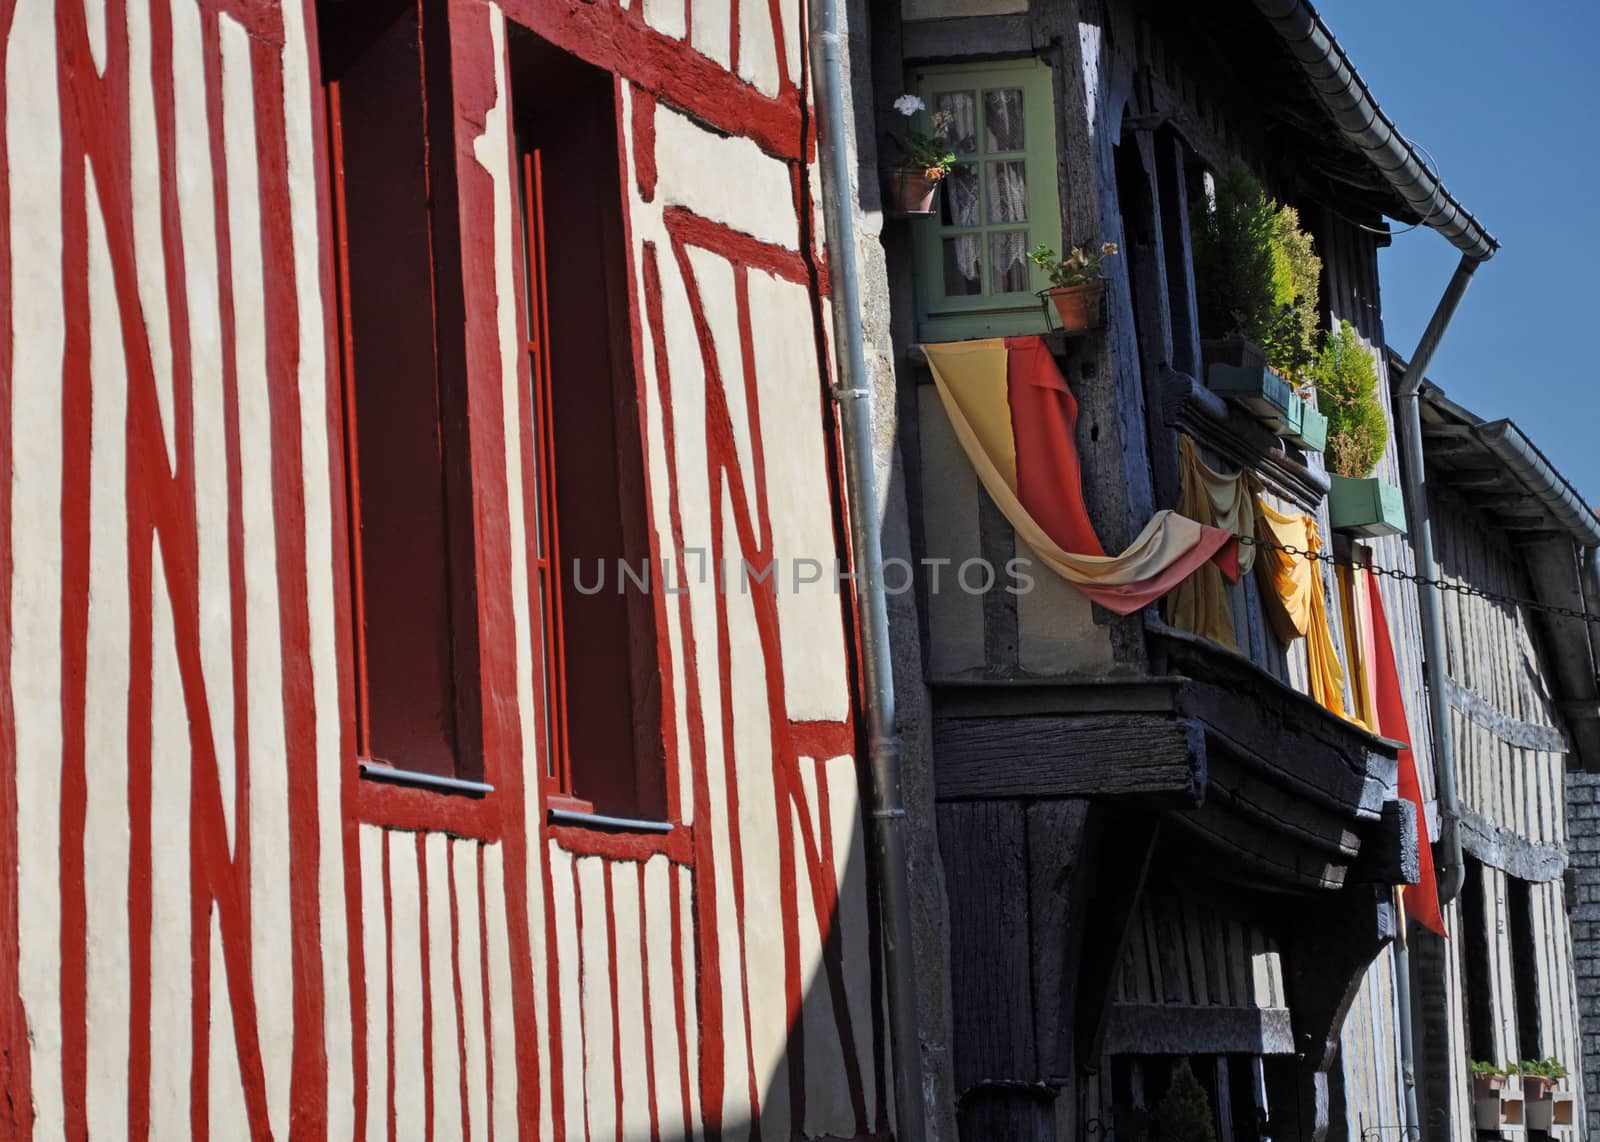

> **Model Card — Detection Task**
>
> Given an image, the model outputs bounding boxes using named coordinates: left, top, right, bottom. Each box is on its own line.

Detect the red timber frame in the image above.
left=0, top=0, right=888, bottom=1128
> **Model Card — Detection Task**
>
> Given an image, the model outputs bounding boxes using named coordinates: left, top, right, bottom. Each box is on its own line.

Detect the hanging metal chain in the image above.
left=1232, top=533, right=1600, bottom=628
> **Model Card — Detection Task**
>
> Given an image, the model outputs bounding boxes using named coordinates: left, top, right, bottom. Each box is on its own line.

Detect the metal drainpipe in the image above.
left=809, top=5, right=926, bottom=1142
left=1395, top=254, right=1480, bottom=910
left=1393, top=919, right=1422, bottom=1141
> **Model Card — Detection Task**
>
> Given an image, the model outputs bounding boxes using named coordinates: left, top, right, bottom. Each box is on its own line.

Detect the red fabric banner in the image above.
left=1002, top=336, right=1240, bottom=612
left=1364, top=571, right=1448, bottom=937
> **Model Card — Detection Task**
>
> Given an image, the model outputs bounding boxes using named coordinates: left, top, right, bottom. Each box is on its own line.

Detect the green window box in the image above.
left=1329, top=474, right=1407, bottom=538
left=910, top=59, right=1063, bottom=343
left=1285, top=402, right=1328, bottom=453
left=1207, top=363, right=1296, bottom=433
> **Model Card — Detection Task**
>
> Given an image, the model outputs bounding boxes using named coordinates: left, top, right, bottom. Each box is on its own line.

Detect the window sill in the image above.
left=358, top=761, right=494, bottom=797
left=545, top=807, right=693, bottom=864
left=353, top=761, right=501, bottom=840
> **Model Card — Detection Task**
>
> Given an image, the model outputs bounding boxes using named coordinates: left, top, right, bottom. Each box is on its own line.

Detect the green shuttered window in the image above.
left=911, top=59, right=1063, bottom=342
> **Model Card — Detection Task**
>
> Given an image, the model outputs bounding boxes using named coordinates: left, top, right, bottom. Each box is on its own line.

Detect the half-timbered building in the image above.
left=0, top=0, right=896, bottom=1135
left=834, top=0, right=1590, bottom=1138
left=1398, top=363, right=1596, bottom=1141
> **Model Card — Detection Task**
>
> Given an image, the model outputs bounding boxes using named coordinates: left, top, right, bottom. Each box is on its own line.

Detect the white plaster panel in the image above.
left=221, top=17, right=293, bottom=1136
left=642, top=0, right=687, bottom=42
left=208, top=908, right=248, bottom=1132
left=655, top=106, right=797, bottom=249
left=8, top=0, right=66, bottom=1126
left=1016, top=549, right=1115, bottom=674
left=827, top=752, right=876, bottom=1129
left=548, top=842, right=587, bottom=1140
left=678, top=865, right=703, bottom=1127
left=748, top=270, right=851, bottom=720
left=148, top=550, right=193, bottom=1138
left=685, top=247, right=759, bottom=551
left=171, top=0, right=236, bottom=853
left=481, top=845, right=525, bottom=1142
left=737, top=0, right=781, bottom=97
left=84, top=168, right=132, bottom=1142
left=388, top=831, right=427, bottom=1138
left=426, top=834, right=465, bottom=1142
left=793, top=790, right=851, bottom=1137
left=689, top=0, right=732, bottom=68
left=725, top=489, right=790, bottom=1140
left=642, top=856, right=683, bottom=1134
left=359, top=827, right=390, bottom=1142
left=578, top=856, right=617, bottom=1141
left=611, top=862, right=652, bottom=1139
left=277, top=0, right=354, bottom=1115
left=452, top=840, right=490, bottom=1142
left=127, top=0, right=175, bottom=472
left=779, top=0, right=801, bottom=87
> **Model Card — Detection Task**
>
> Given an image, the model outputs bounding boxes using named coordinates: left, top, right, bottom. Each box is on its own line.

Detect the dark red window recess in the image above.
left=510, top=28, right=667, bottom=823
left=320, top=0, right=487, bottom=792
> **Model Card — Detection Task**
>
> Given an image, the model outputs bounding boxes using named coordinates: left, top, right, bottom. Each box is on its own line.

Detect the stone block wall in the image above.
left=1567, top=771, right=1600, bottom=1136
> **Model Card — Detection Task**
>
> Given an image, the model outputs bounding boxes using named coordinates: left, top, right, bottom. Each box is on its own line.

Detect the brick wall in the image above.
left=1568, top=771, right=1600, bottom=1136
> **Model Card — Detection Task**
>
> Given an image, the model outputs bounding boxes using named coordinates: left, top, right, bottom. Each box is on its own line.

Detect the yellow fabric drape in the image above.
left=923, top=341, right=1231, bottom=611
left=1337, top=563, right=1379, bottom=730
left=1254, top=497, right=1349, bottom=718
left=1163, top=436, right=1257, bottom=647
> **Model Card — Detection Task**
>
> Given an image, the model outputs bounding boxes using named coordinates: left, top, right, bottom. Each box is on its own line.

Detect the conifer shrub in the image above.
left=1146, top=1061, right=1218, bottom=1142
left=1190, top=162, right=1321, bottom=386
left=1312, top=320, right=1388, bottom=479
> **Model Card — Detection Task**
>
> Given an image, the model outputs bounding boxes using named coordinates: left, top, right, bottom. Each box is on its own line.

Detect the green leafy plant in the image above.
left=1471, top=1060, right=1506, bottom=1077
left=1146, top=1061, right=1217, bottom=1142
left=1522, top=1058, right=1569, bottom=1080
left=1190, top=163, right=1322, bottom=385
left=1028, top=242, right=1119, bottom=287
left=1310, top=321, right=1387, bottom=479
left=889, top=94, right=956, bottom=179
left=1261, top=203, right=1322, bottom=385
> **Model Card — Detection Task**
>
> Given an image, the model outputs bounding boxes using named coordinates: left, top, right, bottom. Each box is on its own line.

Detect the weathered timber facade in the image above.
left=1399, top=368, right=1597, bottom=1141
left=834, top=0, right=1595, bottom=1138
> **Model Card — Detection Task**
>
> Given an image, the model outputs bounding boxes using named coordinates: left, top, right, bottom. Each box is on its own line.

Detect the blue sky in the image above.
left=1324, top=1, right=1598, bottom=504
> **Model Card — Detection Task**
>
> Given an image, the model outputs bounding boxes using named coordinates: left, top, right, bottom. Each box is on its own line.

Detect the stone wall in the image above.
left=1567, top=771, right=1600, bottom=1136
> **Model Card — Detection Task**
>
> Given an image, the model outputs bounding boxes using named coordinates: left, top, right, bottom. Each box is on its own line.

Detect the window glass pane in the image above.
left=990, top=231, right=1031, bottom=294
left=936, top=91, right=977, bottom=154
left=942, top=235, right=983, bottom=296
left=987, top=161, right=1028, bottom=223
left=942, top=163, right=980, bottom=227
left=984, top=89, right=1025, bottom=151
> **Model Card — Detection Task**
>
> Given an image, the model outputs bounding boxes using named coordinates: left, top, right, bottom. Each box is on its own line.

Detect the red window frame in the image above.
left=509, top=31, right=668, bottom=825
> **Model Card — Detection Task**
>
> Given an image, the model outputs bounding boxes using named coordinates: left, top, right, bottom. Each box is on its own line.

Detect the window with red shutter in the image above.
left=510, top=29, right=667, bottom=822
left=321, top=0, right=487, bottom=792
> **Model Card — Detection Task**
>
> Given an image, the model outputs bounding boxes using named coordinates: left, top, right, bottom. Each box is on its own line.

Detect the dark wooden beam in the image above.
left=1103, top=1002, right=1295, bottom=1056
left=932, top=712, right=1205, bottom=802
left=1346, top=800, right=1419, bottom=886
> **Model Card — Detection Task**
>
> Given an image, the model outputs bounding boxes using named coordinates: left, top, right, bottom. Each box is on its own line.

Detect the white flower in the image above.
left=893, top=94, right=926, bottom=117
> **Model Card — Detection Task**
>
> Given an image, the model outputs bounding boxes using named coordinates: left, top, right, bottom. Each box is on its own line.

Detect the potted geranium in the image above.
left=885, top=94, right=955, bottom=216
left=1471, top=1059, right=1510, bottom=1099
left=1027, top=242, right=1118, bottom=332
left=1520, top=1057, right=1566, bottom=1101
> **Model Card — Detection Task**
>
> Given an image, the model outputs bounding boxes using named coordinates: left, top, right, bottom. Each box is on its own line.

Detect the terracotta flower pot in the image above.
left=888, top=168, right=940, bottom=216
left=1524, top=1076, right=1555, bottom=1101
left=1044, top=280, right=1105, bottom=332
left=1473, top=1074, right=1508, bottom=1100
